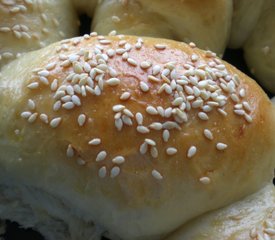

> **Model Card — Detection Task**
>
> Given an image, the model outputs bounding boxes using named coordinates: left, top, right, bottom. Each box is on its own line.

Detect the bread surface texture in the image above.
left=0, top=35, right=274, bottom=240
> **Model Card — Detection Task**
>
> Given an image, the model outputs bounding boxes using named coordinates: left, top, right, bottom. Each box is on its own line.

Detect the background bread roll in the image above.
left=166, top=183, right=275, bottom=240
left=244, top=0, right=275, bottom=94
left=0, top=0, right=79, bottom=68
left=229, top=0, right=265, bottom=49
left=0, top=35, right=274, bottom=240
left=92, top=0, right=232, bottom=55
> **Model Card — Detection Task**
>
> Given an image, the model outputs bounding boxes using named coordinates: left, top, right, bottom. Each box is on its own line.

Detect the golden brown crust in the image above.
left=0, top=35, right=274, bottom=239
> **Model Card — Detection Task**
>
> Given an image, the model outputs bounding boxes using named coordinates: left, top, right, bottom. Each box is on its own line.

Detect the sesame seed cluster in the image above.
left=0, top=0, right=66, bottom=65
left=20, top=32, right=253, bottom=183
left=249, top=216, right=275, bottom=240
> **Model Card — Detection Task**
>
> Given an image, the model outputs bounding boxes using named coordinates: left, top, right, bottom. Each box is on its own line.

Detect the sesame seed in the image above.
left=78, top=114, right=86, bottom=126
left=127, top=57, right=138, bottom=66
left=146, top=106, right=158, bottom=115
left=122, top=115, right=133, bottom=126
left=88, top=138, right=101, bottom=146
left=150, top=147, right=158, bottom=158
left=115, top=118, right=123, bottom=131
left=217, top=108, right=227, bottom=116
left=234, top=109, right=245, bottom=116
left=140, top=61, right=152, bottom=69
left=149, top=122, right=162, bottom=130
left=145, top=138, right=156, bottom=146
left=187, top=146, right=197, bottom=158
left=199, top=177, right=211, bottom=184
left=162, top=121, right=181, bottom=130
left=27, top=82, right=39, bottom=89
left=122, top=52, right=129, bottom=60
left=21, top=111, right=32, bottom=119
left=45, top=62, right=56, bottom=70
left=50, top=117, right=62, bottom=128
left=27, top=99, right=35, bottom=110
left=121, top=108, right=133, bottom=117
left=172, top=97, right=184, bottom=106
left=107, top=49, right=115, bottom=57
left=154, top=44, right=166, bottom=50
left=189, top=42, right=196, bottom=48
left=106, top=78, right=120, bottom=86
left=140, top=82, right=149, bottom=92
left=120, top=92, right=131, bottom=100
left=166, top=147, right=177, bottom=155
left=62, top=102, right=75, bottom=110
left=152, top=65, right=161, bottom=75
left=113, top=104, right=125, bottom=112
left=265, top=228, right=275, bottom=235
left=110, top=166, right=120, bottom=178
left=243, top=101, right=251, bottom=112
left=39, top=113, right=49, bottom=124
left=231, top=93, right=239, bottom=103
left=137, top=126, right=150, bottom=134
left=98, top=166, right=107, bottom=178
left=148, top=75, right=160, bottom=83
left=53, top=100, right=61, bottom=111
left=39, top=76, right=49, bottom=85
left=96, top=151, right=107, bottom=162
left=51, top=79, right=58, bottom=91
left=135, top=112, right=143, bottom=125
left=162, top=130, right=170, bottom=142
left=244, top=114, right=253, bottom=123
left=164, top=107, right=172, bottom=118
left=138, top=138, right=149, bottom=152
left=66, top=144, right=74, bottom=158
left=198, top=112, right=209, bottom=121
left=112, top=156, right=125, bottom=164
left=27, top=113, right=38, bottom=123
left=152, top=169, right=163, bottom=180
left=239, top=88, right=245, bottom=98
left=76, top=158, right=86, bottom=165
left=203, top=129, right=213, bottom=140
left=72, top=95, right=81, bottom=106
left=216, top=143, right=227, bottom=150
left=99, top=39, right=111, bottom=45
left=38, top=70, right=49, bottom=77
left=191, top=54, right=199, bottom=62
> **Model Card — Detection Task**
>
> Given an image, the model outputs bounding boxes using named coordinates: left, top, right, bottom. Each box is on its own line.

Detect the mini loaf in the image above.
left=0, top=34, right=274, bottom=240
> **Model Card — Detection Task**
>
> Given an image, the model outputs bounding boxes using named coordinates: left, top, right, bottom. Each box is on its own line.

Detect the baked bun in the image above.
left=0, top=0, right=79, bottom=68
left=92, top=0, right=232, bottom=55
left=0, top=35, right=274, bottom=240
left=229, top=0, right=264, bottom=49
left=167, top=183, right=275, bottom=240
left=244, top=0, right=275, bottom=94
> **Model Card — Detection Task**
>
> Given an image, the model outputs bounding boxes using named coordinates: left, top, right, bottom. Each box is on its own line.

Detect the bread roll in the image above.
left=244, top=0, right=275, bottom=94
left=228, top=0, right=265, bottom=49
left=0, top=0, right=79, bottom=68
left=0, top=35, right=274, bottom=240
left=92, top=0, right=233, bottom=55
left=166, top=183, right=275, bottom=240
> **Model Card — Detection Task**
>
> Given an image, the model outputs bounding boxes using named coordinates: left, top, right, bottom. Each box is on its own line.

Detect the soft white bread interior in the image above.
left=244, top=0, right=275, bottom=94
left=166, top=183, right=275, bottom=240
left=229, top=0, right=265, bottom=49
left=0, top=35, right=274, bottom=240
left=92, top=0, right=232, bottom=55
left=0, top=0, right=79, bottom=68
